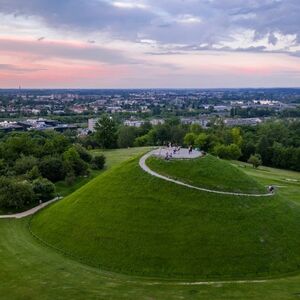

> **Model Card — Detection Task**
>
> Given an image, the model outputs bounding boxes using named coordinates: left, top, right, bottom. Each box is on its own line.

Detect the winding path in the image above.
left=139, top=149, right=274, bottom=197
left=0, top=197, right=62, bottom=219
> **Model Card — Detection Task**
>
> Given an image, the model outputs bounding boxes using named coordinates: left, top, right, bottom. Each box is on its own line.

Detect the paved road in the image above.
left=140, top=150, right=273, bottom=197
left=0, top=197, right=62, bottom=219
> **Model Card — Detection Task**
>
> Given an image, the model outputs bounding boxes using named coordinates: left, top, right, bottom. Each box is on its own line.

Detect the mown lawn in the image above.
left=55, top=147, right=152, bottom=197
left=1, top=148, right=300, bottom=299
left=147, top=154, right=266, bottom=194
left=31, top=155, right=300, bottom=280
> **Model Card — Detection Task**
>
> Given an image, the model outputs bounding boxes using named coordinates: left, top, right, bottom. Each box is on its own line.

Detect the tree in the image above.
left=32, top=178, right=56, bottom=201
left=117, top=126, right=137, bottom=148
left=92, top=155, right=106, bottom=170
left=231, top=127, right=243, bottom=147
left=190, top=124, right=202, bottom=135
left=214, top=144, right=242, bottom=160
left=0, top=177, right=35, bottom=209
left=63, top=147, right=88, bottom=176
left=39, top=156, right=66, bottom=182
left=195, top=133, right=208, bottom=150
left=248, top=154, right=262, bottom=169
left=184, top=133, right=197, bottom=146
left=73, top=144, right=92, bottom=163
left=94, top=115, right=118, bottom=149
left=14, top=155, right=38, bottom=175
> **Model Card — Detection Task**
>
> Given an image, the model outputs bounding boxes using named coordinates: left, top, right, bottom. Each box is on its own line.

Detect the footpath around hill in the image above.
left=140, top=148, right=274, bottom=197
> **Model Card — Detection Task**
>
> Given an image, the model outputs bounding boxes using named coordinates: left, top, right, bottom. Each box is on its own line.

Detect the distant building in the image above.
left=224, top=118, right=262, bottom=127
left=150, top=119, right=165, bottom=126
left=180, top=117, right=210, bottom=128
left=88, top=118, right=99, bottom=132
left=124, top=120, right=145, bottom=127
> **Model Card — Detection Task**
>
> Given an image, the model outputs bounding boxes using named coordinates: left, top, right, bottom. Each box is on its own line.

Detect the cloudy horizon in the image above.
left=0, top=0, right=300, bottom=88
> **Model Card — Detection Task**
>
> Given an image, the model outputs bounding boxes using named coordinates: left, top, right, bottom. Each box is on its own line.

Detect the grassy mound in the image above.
left=31, top=156, right=300, bottom=280
left=147, top=154, right=266, bottom=194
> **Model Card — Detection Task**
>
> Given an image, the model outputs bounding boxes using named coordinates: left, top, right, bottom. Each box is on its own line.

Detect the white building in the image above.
left=88, top=118, right=99, bottom=132
left=150, top=119, right=165, bottom=126
left=124, top=120, right=145, bottom=127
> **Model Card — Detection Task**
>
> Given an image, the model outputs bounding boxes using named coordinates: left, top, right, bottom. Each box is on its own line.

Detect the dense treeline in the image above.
left=0, top=131, right=105, bottom=211
left=84, top=115, right=300, bottom=172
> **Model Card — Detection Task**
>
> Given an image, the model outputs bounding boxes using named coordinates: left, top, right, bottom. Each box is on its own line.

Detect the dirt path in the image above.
left=0, top=197, right=62, bottom=219
left=140, top=150, right=273, bottom=197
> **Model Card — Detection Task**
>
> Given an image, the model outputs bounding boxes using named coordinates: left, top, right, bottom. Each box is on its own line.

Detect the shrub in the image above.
left=39, top=156, right=66, bottom=182
left=74, top=144, right=93, bottom=163
left=14, top=155, right=38, bottom=175
left=32, top=178, right=56, bottom=202
left=248, top=154, right=262, bottom=169
left=0, top=177, right=35, bottom=209
left=92, top=155, right=106, bottom=170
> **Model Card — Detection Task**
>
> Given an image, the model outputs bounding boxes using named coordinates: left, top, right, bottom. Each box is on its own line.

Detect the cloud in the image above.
left=0, top=38, right=139, bottom=65
left=0, top=63, right=47, bottom=72
left=0, top=0, right=299, bottom=56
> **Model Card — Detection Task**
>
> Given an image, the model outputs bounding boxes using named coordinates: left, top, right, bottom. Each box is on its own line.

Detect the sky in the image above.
left=0, top=0, right=300, bottom=88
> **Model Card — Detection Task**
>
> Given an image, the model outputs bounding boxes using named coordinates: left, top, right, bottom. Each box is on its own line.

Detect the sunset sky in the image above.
left=0, top=0, right=300, bottom=88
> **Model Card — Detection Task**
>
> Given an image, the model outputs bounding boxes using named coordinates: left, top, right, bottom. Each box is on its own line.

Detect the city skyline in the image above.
left=0, top=0, right=300, bottom=88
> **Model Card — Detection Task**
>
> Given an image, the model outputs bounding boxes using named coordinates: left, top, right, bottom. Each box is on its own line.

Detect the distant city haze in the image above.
left=0, top=0, right=300, bottom=88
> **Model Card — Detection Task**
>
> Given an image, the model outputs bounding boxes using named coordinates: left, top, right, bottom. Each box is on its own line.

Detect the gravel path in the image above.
left=0, top=197, right=62, bottom=219
left=140, top=150, right=273, bottom=197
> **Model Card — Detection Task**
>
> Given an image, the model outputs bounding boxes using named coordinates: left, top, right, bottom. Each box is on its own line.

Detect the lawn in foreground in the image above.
left=3, top=218, right=300, bottom=300
left=1, top=158, right=300, bottom=299
left=31, top=154, right=300, bottom=280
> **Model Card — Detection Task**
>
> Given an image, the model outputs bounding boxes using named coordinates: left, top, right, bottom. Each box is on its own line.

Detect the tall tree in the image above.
left=95, top=115, right=118, bottom=149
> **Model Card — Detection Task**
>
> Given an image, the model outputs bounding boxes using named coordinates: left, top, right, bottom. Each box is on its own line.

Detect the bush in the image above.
left=92, top=155, right=106, bottom=170
left=63, top=147, right=89, bottom=176
left=14, top=155, right=38, bottom=175
left=39, top=156, right=66, bottom=182
left=32, top=178, right=56, bottom=202
left=214, top=144, right=242, bottom=160
left=74, top=144, right=93, bottom=163
left=0, top=177, right=35, bottom=209
left=248, top=154, right=262, bottom=169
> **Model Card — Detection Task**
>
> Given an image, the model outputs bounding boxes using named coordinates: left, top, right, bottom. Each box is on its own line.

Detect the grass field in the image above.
left=55, top=147, right=152, bottom=197
left=147, top=154, right=266, bottom=194
left=1, top=148, right=300, bottom=299
left=31, top=153, right=300, bottom=280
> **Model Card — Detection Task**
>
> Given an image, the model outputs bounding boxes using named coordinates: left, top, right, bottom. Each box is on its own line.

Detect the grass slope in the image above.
left=31, top=156, right=300, bottom=280
left=147, top=155, right=266, bottom=194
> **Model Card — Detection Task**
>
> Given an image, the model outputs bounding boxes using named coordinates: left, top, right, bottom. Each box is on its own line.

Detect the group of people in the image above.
left=164, top=143, right=181, bottom=160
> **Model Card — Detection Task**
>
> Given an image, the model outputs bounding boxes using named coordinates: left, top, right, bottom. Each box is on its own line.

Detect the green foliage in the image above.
left=94, top=115, right=118, bottom=149
left=117, top=126, right=137, bottom=148
left=184, top=132, right=197, bottom=146
left=248, top=154, right=262, bottom=169
left=14, top=155, right=38, bottom=175
left=73, top=144, right=92, bottom=163
left=0, top=177, right=35, bottom=209
left=92, top=155, right=106, bottom=170
left=195, top=133, right=208, bottom=149
left=32, top=178, right=56, bottom=201
left=63, top=147, right=88, bottom=176
left=231, top=127, right=243, bottom=147
left=214, top=144, right=242, bottom=160
left=39, top=156, right=65, bottom=182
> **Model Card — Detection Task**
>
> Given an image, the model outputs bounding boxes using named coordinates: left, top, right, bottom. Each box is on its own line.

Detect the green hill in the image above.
left=30, top=155, right=300, bottom=280
left=147, top=154, right=266, bottom=194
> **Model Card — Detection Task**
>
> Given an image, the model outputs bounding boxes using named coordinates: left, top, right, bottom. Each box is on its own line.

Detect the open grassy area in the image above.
left=147, top=154, right=266, bottom=194
left=55, top=147, right=152, bottom=197
left=1, top=148, right=300, bottom=299
left=31, top=154, right=300, bottom=280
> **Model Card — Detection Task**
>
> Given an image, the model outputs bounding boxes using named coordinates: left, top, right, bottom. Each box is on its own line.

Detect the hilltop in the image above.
left=30, top=153, right=300, bottom=280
